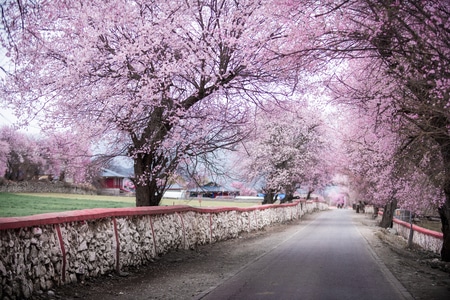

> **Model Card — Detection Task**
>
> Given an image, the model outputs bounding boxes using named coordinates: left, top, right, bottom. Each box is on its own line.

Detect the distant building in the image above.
left=188, top=182, right=240, bottom=198
left=100, top=168, right=134, bottom=195
left=163, top=183, right=187, bottom=199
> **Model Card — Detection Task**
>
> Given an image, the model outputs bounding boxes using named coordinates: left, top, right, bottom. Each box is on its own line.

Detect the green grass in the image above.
left=0, top=193, right=136, bottom=217
left=0, top=193, right=259, bottom=217
left=416, top=219, right=441, bottom=232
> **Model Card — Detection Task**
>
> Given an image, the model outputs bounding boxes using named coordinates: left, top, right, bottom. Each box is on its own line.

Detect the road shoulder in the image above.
left=353, top=212, right=450, bottom=300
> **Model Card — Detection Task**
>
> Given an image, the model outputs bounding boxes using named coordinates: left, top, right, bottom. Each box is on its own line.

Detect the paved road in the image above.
left=199, top=209, right=411, bottom=300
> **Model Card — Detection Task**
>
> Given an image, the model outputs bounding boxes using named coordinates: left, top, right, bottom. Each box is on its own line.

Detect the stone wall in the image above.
left=364, top=205, right=374, bottom=214
left=0, top=200, right=327, bottom=299
left=0, top=181, right=96, bottom=195
left=392, top=217, right=443, bottom=254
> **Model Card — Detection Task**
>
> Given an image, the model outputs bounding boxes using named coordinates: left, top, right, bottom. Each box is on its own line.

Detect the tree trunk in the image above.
left=262, top=189, right=276, bottom=204
left=282, top=185, right=295, bottom=203
left=438, top=202, right=450, bottom=261
left=434, top=122, right=450, bottom=261
left=282, top=192, right=294, bottom=203
left=408, top=219, right=414, bottom=249
left=380, top=198, right=397, bottom=228
left=438, top=146, right=450, bottom=261
left=135, top=184, right=162, bottom=207
left=133, top=152, right=165, bottom=207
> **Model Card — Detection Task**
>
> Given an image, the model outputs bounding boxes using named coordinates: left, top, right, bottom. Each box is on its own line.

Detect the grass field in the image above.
left=0, top=193, right=259, bottom=217
left=415, top=219, right=441, bottom=232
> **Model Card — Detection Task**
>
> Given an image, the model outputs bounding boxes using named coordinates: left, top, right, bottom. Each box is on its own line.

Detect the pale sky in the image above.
left=0, top=109, right=15, bottom=126
left=0, top=107, right=42, bottom=135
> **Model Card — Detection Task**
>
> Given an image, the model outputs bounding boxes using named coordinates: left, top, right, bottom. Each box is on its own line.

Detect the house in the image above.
left=163, top=183, right=187, bottom=199
left=188, top=182, right=240, bottom=198
left=100, top=168, right=134, bottom=195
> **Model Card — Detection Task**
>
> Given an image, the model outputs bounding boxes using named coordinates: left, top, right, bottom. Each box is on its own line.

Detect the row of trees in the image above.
left=302, top=0, right=449, bottom=260
left=1, top=0, right=449, bottom=260
left=0, top=126, right=92, bottom=183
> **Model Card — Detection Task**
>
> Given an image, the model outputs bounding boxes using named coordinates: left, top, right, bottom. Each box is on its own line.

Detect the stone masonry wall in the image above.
left=392, top=217, right=443, bottom=254
left=0, top=200, right=327, bottom=299
left=0, top=181, right=96, bottom=195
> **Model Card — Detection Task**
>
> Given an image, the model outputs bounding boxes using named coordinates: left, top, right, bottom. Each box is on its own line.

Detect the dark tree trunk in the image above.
left=438, top=202, right=450, bottom=261
left=437, top=142, right=450, bottom=261
left=380, top=198, right=397, bottom=228
left=282, top=185, right=295, bottom=203
left=262, top=189, right=276, bottom=204
left=282, top=192, right=294, bottom=203
left=407, top=220, right=414, bottom=249
left=133, top=152, right=166, bottom=207
left=433, top=118, right=450, bottom=261
left=129, top=107, right=175, bottom=207
left=373, top=206, right=379, bottom=218
left=135, top=184, right=162, bottom=207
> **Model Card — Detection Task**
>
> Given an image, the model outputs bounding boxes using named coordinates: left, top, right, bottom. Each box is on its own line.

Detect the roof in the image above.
left=166, top=183, right=185, bottom=190
left=100, top=168, right=129, bottom=178
left=188, top=182, right=239, bottom=193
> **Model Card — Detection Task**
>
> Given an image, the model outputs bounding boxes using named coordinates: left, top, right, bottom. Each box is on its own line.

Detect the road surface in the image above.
left=199, top=209, right=412, bottom=300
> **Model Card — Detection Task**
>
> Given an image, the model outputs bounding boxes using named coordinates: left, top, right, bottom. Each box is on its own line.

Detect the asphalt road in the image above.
left=198, top=209, right=412, bottom=300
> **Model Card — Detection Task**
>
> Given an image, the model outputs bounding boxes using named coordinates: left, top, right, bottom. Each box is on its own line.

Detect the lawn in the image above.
left=0, top=193, right=259, bottom=217
left=415, top=219, right=442, bottom=232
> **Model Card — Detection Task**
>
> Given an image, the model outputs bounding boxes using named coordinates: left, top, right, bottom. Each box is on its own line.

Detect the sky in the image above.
left=0, top=109, right=15, bottom=126
left=0, top=107, right=41, bottom=134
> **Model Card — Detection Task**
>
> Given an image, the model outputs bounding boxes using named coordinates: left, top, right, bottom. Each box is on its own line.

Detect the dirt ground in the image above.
left=355, top=212, right=450, bottom=300
left=33, top=210, right=450, bottom=300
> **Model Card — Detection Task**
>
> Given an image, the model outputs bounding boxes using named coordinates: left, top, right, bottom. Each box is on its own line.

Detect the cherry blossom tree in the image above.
left=361, top=0, right=449, bottom=261
left=0, top=126, right=43, bottom=181
left=0, top=126, right=93, bottom=183
left=230, top=181, right=257, bottom=196
left=342, top=106, right=445, bottom=226
left=299, top=0, right=450, bottom=261
left=330, top=54, right=446, bottom=224
left=327, top=57, right=399, bottom=221
left=38, top=132, right=94, bottom=183
left=337, top=103, right=401, bottom=225
left=0, top=140, right=10, bottom=178
left=0, top=0, right=319, bottom=206
left=234, top=99, right=332, bottom=204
